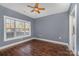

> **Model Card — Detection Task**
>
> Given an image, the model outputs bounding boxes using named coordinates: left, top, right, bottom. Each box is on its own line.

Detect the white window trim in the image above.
left=4, top=16, right=31, bottom=41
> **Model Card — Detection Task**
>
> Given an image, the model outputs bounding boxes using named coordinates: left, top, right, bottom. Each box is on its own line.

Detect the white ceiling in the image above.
left=0, top=3, right=70, bottom=18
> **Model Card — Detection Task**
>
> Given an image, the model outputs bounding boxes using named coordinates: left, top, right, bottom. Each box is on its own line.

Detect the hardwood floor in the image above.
left=0, top=39, right=74, bottom=56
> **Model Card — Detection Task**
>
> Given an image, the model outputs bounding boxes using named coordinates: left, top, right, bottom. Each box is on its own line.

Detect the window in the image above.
left=24, top=23, right=31, bottom=35
left=15, top=21, right=25, bottom=36
left=5, top=19, right=15, bottom=38
left=4, top=16, right=31, bottom=41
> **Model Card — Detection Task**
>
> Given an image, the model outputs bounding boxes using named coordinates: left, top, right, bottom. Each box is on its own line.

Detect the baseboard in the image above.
left=0, top=37, right=69, bottom=50
left=78, top=51, right=79, bottom=56
left=33, top=38, right=68, bottom=46
left=68, top=45, right=75, bottom=55
left=0, top=38, right=33, bottom=50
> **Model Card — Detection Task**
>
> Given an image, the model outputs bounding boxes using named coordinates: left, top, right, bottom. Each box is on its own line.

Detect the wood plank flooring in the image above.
left=0, top=39, right=74, bottom=56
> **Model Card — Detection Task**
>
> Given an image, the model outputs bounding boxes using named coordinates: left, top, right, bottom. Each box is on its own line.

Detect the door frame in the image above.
left=69, top=4, right=77, bottom=56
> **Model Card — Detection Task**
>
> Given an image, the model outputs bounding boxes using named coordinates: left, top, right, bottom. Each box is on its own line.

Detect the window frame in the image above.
left=4, top=16, right=31, bottom=41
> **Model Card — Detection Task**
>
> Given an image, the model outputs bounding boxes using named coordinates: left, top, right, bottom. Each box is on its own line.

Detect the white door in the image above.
left=69, top=4, right=77, bottom=55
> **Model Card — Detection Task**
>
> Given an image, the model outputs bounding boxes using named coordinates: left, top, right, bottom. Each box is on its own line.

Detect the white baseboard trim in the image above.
left=78, top=51, right=79, bottom=56
left=68, top=45, right=75, bottom=55
left=33, top=38, right=68, bottom=46
left=0, top=37, right=69, bottom=50
left=0, top=38, right=33, bottom=50
left=35, top=38, right=77, bottom=55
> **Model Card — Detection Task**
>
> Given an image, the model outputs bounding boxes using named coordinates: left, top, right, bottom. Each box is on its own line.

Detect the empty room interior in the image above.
left=0, top=3, right=78, bottom=56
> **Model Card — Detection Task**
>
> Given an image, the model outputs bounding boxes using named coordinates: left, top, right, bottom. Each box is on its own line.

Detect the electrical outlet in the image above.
left=59, top=37, right=62, bottom=39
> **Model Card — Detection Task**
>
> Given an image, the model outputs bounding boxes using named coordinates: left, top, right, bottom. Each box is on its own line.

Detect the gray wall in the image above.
left=77, top=4, right=79, bottom=52
left=0, top=16, right=3, bottom=43
left=0, top=5, right=35, bottom=47
left=35, top=12, right=69, bottom=43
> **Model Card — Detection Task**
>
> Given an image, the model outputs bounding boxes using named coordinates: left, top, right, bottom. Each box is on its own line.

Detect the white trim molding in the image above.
left=78, top=51, right=79, bottom=56
left=0, top=38, right=33, bottom=50
left=0, top=37, right=69, bottom=51
left=33, top=38, right=68, bottom=46
left=69, top=4, right=77, bottom=56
